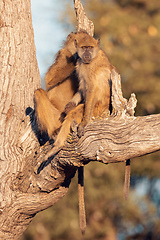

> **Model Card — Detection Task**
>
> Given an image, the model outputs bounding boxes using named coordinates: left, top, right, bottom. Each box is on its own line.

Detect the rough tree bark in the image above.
left=0, top=0, right=68, bottom=239
left=0, top=0, right=160, bottom=239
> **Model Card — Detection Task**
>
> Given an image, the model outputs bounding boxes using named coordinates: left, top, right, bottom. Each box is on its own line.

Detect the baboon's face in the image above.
left=75, top=35, right=100, bottom=64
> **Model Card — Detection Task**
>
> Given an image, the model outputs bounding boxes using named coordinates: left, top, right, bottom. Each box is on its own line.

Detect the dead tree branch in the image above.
left=21, top=70, right=160, bottom=194
left=74, top=0, right=94, bottom=36
left=17, top=0, right=160, bottom=197
left=1, top=0, right=160, bottom=239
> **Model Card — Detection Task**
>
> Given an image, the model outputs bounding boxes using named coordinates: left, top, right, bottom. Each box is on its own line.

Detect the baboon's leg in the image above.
left=34, top=88, right=61, bottom=137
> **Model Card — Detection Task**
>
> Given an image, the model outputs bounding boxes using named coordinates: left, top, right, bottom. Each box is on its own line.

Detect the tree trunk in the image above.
left=0, top=0, right=68, bottom=239
left=1, top=0, right=160, bottom=239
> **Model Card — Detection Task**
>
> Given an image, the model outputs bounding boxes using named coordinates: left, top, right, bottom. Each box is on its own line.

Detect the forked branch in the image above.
left=14, top=0, right=160, bottom=212
left=28, top=0, right=160, bottom=192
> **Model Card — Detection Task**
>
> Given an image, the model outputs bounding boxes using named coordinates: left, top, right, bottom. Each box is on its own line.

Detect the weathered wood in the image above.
left=47, top=112, right=160, bottom=167
left=0, top=0, right=71, bottom=239
left=0, top=0, right=43, bottom=239
left=74, top=0, right=94, bottom=36
left=111, top=70, right=137, bottom=116
left=0, top=186, right=67, bottom=238
left=70, top=114, right=160, bottom=163
left=1, top=0, right=160, bottom=239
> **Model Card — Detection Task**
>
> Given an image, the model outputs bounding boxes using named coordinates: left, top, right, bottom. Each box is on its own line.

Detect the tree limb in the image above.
left=19, top=70, right=160, bottom=194
left=9, top=0, right=160, bottom=223
left=1, top=0, right=160, bottom=239
left=74, top=0, right=94, bottom=36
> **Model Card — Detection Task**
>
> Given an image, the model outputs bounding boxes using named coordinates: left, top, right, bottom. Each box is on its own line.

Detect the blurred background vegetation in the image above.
left=20, top=0, right=160, bottom=239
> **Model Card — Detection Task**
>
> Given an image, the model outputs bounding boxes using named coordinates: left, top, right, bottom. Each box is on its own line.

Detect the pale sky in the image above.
left=31, top=0, right=73, bottom=86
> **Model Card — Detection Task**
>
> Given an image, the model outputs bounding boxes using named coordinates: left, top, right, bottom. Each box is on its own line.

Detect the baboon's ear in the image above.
left=74, top=39, right=77, bottom=48
left=74, top=39, right=78, bottom=48
left=97, top=38, right=100, bottom=46
left=67, top=32, right=74, bottom=41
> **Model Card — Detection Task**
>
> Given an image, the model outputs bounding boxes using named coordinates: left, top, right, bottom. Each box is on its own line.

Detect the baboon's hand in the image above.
left=59, top=102, right=77, bottom=122
left=64, top=102, right=76, bottom=115
left=59, top=102, right=77, bottom=123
